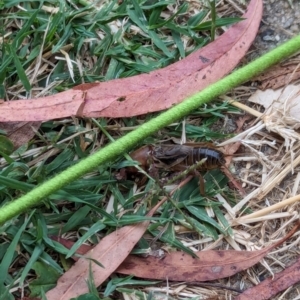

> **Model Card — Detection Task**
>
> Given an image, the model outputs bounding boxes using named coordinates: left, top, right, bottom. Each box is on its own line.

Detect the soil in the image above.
left=230, top=1, right=300, bottom=299
left=252, top=0, right=299, bottom=57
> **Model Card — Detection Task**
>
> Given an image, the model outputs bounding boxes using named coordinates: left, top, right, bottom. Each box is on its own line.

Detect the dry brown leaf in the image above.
left=248, top=84, right=300, bottom=121
left=0, top=0, right=262, bottom=121
left=46, top=219, right=152, bottom=300
left=0, top=121, right=41, bottom=149
left=254, top=63, right=300, bottom=90
left=46, top=177, right=192, bottom=299
left=234, top=115, right=253, bottom=135
left=116, top=222, right=298, bottom=281
left=235, top=256, right=300, bottom=300
left=52, top=222, right=300, bottom=284
left=248, top=84, right=300, bottom=161
left=222, top=115, right=253, bottom=159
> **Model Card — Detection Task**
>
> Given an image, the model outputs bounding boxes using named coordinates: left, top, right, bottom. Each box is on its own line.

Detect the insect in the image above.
left=152, top=144, right=226, bottom=172
left=126, top=143, right=226, bottom=195
left=116, top=145, right=155, bottom=182
left=125, top=145, right=154, bottom=174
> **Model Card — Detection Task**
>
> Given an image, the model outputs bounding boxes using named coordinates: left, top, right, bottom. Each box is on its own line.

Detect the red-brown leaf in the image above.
left=116, top=222, right=299, bottom=281
left=46, top=177, right=192, bottom=300
left=46, top=220, right=152, bottom=300
left=0, top=0, right=262, bottom=121
left=117, top=250, right=266, bottom=281
left=235, top=256, right=300, bottom=300
left=52, top=222, right=300, bottom=284
left=0, top=90, right=85, bottom=121
left=0, top=121, right=41, bottom=149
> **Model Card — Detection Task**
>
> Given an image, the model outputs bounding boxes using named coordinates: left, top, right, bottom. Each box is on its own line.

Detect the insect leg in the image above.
left=193, top=169, right=205, bottom=196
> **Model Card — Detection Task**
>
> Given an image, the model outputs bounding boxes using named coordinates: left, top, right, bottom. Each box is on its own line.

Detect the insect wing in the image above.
left=154, top=145, right=190, bottom=159
left=153, top=145, right=191, bottom=169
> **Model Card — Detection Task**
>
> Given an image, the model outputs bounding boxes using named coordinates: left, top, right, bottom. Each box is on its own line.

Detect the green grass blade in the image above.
left=193, top=17, right=244, bottom=31
left=66, top=221, right=106, bottom=258
left=19, top=243, right=44, bottom=286
left=148, top=3, right=188, bottom=29
left=8, top=45, right=31, bottom=91
left=12, top=9, right=39, bottom=49
left=62, top=205, right=91, bottom=233
left=185, top=204, right=226, bottom=235
left=0, top=210, right=34, bottom=285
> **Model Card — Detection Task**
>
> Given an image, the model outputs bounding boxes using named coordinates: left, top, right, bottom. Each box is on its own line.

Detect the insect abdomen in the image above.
left=187, top=148, right=225, bottom=170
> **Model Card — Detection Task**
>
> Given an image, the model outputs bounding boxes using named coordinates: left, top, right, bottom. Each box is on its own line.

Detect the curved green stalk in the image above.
left=1, top=35, right=300, bottom=225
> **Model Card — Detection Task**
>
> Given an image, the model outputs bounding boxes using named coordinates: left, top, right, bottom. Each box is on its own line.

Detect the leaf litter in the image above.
left=2, top=0, right=260, bottom=297
left=46, top=177, right=193, bottom=300
left=236, top=256, right=300, bottom=300
left=3, top=0, right=300, bottom=299
left=222, top=82, right=300, bottom=217
left=217, top=58, right=300, bottom=297
left=52, top=221, right=300, bottom=283
left=253, top=60, right=300, bottom=90
left=0, top=121, right=41, bottom=152
left=48, top=78, right=299, bottom=299
left=0, top=0, right=262, bottom=121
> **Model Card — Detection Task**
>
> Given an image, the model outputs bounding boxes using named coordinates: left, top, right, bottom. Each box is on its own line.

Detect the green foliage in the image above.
left=71, top=294, right=102, bottom=300
left=29, top=261, right=61, bottom=297
left=0, top=135, right=14, bottom=156
left=1, top=0, right=242, bottom=95
left=104, top=275, right=159, bottom=297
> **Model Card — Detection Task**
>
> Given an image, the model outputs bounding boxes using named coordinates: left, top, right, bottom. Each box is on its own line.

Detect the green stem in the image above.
left=1, top=35, right=300, bottom=225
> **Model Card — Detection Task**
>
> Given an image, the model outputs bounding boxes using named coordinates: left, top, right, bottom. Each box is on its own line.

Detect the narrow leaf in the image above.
left=116, top=221, right=300, bottom=281
left=54, top=222, right=300, bottom=284
left=0, top=0, right=263, bottom=121
left=0, top=121, right=41, bottom=150
left=9, top=45, right=31, bottom=92
left=235, top=256, right=300, bottom=300
left=45, top=198, right=167, bottom=300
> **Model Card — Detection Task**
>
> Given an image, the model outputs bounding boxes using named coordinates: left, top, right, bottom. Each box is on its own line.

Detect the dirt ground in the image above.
left=254, top=0, right=299, bottom=55
left=230, top=0, right=300, bottom=299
